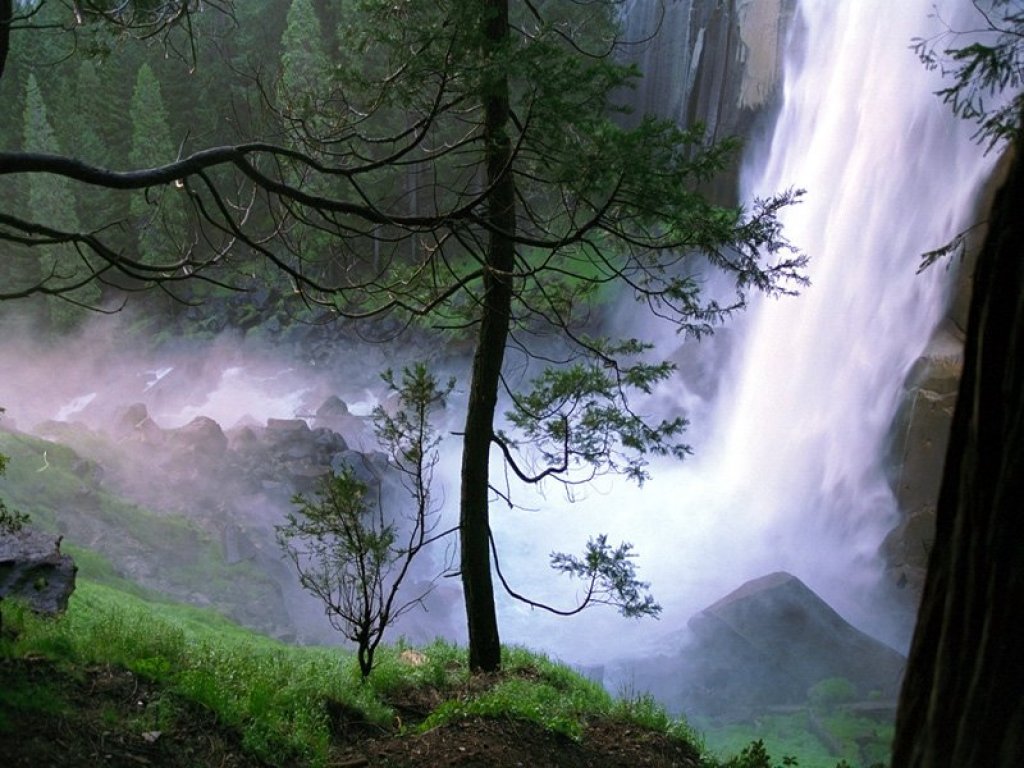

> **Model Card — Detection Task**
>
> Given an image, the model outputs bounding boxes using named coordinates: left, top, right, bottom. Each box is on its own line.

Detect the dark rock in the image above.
left=221, top=524, right=259, bottom=565
left=331, top=450, right=387, bottom=487
left=312, top=427, right=347, bottom=453
left=0, top=529, right=77, bottom=614
left=265, top=418, right=310, bottom=437
left=615, top=572, right=906, bottom=718
left=882, top=327, right=961, bottom=603
left=118, top=403, right=150, bottom=431
left=167, top=416, right=228, bottom=460
left=682, top=572, right=905, bottom=715
left=881, top=511, right=934, bottom=595
left=312, top=396, right=368, bottom=445
left=315, top=395, right=350, bottom=419
left=620, top=0, right=796, bottom=140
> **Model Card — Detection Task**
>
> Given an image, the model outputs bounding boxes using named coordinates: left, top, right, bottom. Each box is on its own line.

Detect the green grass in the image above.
left=0, top=430, right=283, bottom=630
left=700, top=710, right=892, bottom=768
left=1, top=578, right=705, bottom=766
left=2, top=581, right=382, bottom=765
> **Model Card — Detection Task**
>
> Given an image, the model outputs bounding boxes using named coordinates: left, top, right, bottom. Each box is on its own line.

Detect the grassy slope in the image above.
left=1, top=428, right=888, bottom=767
left=0, top=429, right=284, bottom=630
left=1, top=579, right=707, bottom=767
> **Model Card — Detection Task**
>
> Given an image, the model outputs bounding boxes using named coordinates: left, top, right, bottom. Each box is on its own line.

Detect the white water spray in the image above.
left=489, top=0, right=999, bottom=663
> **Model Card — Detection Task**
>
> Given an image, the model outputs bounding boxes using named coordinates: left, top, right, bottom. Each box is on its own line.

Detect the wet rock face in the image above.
left=684, top=573, right=905, bottom=711
left=612, top=572, right=905, bottom=719
left=620, top=0, right=797, bottom=137
left=617, top=0, right=797, bottom=205
left=0, top=529, right=76, bottom=614
left=883, top=327, right=963, bottom=601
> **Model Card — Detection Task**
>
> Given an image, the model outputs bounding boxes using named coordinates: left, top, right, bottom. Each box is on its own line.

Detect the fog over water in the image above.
left=0, top=0, right=1002, bottom=680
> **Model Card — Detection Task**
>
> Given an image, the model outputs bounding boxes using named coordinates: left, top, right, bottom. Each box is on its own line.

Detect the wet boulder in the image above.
left=680, top=572, right=905, bottom=715
left=0, top=529, right=77, bottom=615
left=166, top=416, right=228, bottom=461
left=312, top=396, right=369, bottom=445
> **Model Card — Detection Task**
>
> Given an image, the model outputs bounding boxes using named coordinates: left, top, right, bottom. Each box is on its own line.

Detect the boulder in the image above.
left=113, top=403, right=166, bottom=445
left=166, top=416, right=228, bottom=460
left=665, top=572, right=905, bottom=717
left=312, top=396, right=369, bottom=446
left=0, top=529, right=77, bottom=614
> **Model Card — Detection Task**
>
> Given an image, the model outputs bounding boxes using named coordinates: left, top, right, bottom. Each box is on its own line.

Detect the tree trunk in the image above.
left=459, top=0, right=515, bottom=673
left=1, top=0, right=11, bottom=82
left=891, top=139, right=1024, bottom=766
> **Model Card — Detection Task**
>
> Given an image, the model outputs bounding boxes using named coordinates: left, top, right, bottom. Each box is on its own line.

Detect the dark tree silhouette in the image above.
left=895, top=2, right=1024, bottom=762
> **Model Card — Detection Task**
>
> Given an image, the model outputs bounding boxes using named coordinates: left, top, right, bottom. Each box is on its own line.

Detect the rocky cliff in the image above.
left=620, top=0, right=796, bottom=141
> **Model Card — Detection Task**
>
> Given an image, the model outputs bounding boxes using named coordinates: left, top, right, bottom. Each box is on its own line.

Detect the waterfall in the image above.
left=711, top=0, right=998, bottom=642
left=493, top=0, right=999, bottom=664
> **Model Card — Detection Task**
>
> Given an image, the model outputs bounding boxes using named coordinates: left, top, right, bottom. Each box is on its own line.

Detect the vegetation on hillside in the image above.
left=0, top=577, right=877, bottom=767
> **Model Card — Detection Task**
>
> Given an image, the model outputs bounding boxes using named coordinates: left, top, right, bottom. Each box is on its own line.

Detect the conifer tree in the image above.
left=21, top=73, right=98, bottom=330
left=280, top=0, right=329, bottom=131
left=128, top=62, right=187, bottom=265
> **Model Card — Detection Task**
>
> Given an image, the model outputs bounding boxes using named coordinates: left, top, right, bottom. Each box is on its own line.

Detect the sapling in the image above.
left=277, top=364, right=452, bottom=677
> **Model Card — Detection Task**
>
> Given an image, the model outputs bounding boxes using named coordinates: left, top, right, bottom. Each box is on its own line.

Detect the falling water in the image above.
left=491, top=0, right=1000, bottom=664
left=707, top=0, right=998, bottom=638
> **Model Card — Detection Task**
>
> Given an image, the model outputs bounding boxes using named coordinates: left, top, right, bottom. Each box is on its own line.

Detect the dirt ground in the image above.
left=0, top=658, right=702, bottom=767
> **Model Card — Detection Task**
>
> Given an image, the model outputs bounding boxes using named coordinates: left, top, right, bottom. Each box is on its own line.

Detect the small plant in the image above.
left=277, top=363, right=453, bottom=678
left=720, top=739, right=800, bottom=768
left=807, top=677, right=857, bottom=712
left=0, top=411, right=30, bottom=535
left=1, top=416, right=32, bottom=635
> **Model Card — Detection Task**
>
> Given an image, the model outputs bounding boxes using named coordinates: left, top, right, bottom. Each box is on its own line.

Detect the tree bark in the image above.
left=891, top=139, right=1024, bottom=766
left=1, top=0, right=11, bottom=83
left=460, top=0, right=514, bottom=673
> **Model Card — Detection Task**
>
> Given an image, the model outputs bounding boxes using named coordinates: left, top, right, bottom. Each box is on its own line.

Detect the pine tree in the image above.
left=21, top=73, right=98, bottom=331
left=128, top=62, right=187, bottom=265
left=279, top=0, right=329, bottom=139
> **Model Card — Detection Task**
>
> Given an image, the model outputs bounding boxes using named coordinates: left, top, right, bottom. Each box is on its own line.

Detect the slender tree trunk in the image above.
left=460, top=0, right=514, bottom=673
left=891, top=138, right=1024, bottom=766
left=0, top=0, right=11, bottom=82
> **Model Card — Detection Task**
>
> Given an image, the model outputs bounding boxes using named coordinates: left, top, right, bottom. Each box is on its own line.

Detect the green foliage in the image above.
left=421, top=645, right=612, bottom=739
left=807, top=677, right=857, bottom=711
left=702, top=707, right=894, bottom=768
left=2, top=580, right=395, bottom=764
left=0, top=670, right=65, bottom=733
left=504, top=340, right=688, bottom=486
left=719, top=739, right=800, bottom=768
left=0, top=414, right=28, bottom=534
left=550, top=534, right=660, bottom=618
left=422, top=676, right=595, bottom=738
left=1, top=581, right=703, bottom=766
left=279, top=362, right=451, bottom=677
left=280, top=0, right=330, bottom=123
left=0, top=429, right=281, bottom=629
left=18, top=74, right=100, bottom=329
left=128, top=61, right=188, bottom=264
left=913, top=0, right=1024, bottom=150
left=418, top=643, right=700, bottom=743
